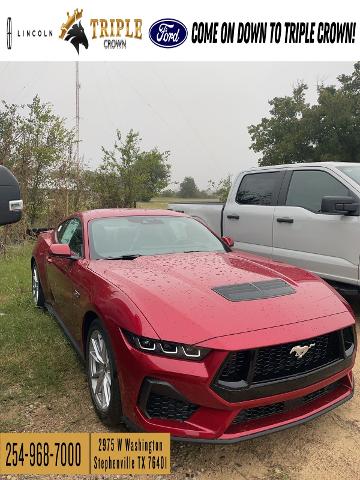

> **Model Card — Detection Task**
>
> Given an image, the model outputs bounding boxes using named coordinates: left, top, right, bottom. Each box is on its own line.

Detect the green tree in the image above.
left=96, top=129, right=171, bottom=207
left=0, top=101, right=21, bottom=166
left=135, top=148, right=171, bottom=202
left=178, top=176, right=199, bottom=198
left=209, top=174, right=232, bottom=202
left=1, top=95, right=76, bottom=226
left=248, top=62, right=360, bottom=166
left=248, top=83, right=311, bottom=166
left=159, top=188, right=177, bottom=198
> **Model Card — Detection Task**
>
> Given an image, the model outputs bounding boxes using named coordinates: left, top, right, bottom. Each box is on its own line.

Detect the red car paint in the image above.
left=32, top=209, right=356, bottom=442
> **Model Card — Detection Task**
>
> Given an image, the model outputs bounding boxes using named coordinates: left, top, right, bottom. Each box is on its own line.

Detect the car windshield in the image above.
left=89, top=215, right=226, bottom=259
left=337, top=165, right=360, bottom=185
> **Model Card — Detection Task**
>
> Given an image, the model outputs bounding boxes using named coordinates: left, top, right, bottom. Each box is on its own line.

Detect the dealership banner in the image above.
left=0, top=433, right=170, bottom=475
left=0, top=0, right=359, bottom=61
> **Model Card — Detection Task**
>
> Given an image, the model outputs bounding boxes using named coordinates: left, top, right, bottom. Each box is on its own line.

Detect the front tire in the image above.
left=86, top=319, right=123, bottom=427
left=32, top=263, right=45, bottom=307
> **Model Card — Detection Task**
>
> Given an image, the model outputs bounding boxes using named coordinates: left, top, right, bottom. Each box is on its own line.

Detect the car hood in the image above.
left=89, top=252, right=347, bottom=345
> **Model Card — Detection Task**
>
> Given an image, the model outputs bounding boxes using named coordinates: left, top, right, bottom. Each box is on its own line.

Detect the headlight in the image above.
left=122, top=330, right=210, bottom=361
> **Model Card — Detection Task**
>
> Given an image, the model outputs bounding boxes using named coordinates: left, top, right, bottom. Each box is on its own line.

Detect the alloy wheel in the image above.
left=89, top=330, right=112, bottom=411
left=32, top=266, right=39, bottom=304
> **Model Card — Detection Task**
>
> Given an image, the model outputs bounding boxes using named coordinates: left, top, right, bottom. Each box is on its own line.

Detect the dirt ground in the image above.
left=4, top=303, right=360, bottom=480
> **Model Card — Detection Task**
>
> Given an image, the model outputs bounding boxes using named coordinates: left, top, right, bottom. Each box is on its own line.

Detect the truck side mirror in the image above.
left=0, top=166, right=23, bottom=226
left=321, top=196, right=359, bottom=216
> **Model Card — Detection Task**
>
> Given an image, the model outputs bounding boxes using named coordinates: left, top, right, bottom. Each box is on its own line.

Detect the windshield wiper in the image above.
left=103, top=254, right=142, bottom=260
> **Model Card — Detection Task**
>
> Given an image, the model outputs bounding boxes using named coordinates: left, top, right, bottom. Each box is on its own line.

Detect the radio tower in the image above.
left=67, top=61, right=80, bottom=216
left=75, top=61, right=80, bottom=166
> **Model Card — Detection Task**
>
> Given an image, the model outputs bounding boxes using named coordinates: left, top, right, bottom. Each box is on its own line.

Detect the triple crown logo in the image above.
left=59, top=9, right=88, bottom=54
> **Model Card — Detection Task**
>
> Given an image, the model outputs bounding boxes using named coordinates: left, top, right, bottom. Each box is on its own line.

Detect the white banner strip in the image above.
left=0, top=0, right=359, bottom=61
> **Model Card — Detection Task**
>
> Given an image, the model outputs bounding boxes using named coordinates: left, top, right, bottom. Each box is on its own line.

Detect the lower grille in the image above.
left=146, top=392, right=198, bottom=421
left=233, top=402, right=284, bottom=424
left=232, top=382, right=339, bottom=425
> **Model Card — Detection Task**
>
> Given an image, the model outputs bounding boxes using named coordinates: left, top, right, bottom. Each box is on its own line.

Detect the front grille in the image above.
left=218, top=351, right=251, bottom=383
left=232, top=382, right=339, bottom=425
left=217, top=330, right=343, bottom=387
left=253, top=331, right=341, bottom=382
left=146, top=392, right=198, bottom=421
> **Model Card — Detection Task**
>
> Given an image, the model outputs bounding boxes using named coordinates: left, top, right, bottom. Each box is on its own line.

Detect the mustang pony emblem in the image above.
left=290, top=343, right=315, bottom=359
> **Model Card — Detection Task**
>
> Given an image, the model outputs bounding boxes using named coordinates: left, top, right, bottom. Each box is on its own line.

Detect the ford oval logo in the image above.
left=149, top=18, right=187, bottom=48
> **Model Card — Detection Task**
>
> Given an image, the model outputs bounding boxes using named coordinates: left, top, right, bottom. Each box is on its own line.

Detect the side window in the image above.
left=57, top=218, right=83, bottom=257
left=236, top=172, right=283, bottom=206
left=69, top=222, right=83, bottom=257
left=56, top=220, right=70, bottom=243
left=286, top=170, right=350, bottom=213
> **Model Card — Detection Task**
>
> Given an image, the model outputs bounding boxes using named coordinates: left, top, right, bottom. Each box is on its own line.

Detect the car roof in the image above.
left=76, top=208, right=187, bottom=222
left=244, top=162, right=359, bottom=172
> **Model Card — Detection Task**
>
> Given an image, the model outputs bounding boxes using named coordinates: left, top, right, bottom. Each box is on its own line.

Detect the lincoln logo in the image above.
left=7, top=17, right=12, bottom=50
left=290, top=343, right=315, bottom=359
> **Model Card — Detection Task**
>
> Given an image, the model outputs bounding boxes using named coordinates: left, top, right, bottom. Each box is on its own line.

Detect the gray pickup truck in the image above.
left=0, top=165, right=23, bottom=226
left=169, top=162, right=360, bottom=294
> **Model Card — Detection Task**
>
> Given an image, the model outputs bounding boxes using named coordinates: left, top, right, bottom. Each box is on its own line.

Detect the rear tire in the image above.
left=32, top=263, right=45, bottom=307
left=86, top=319, right=123, bottom=427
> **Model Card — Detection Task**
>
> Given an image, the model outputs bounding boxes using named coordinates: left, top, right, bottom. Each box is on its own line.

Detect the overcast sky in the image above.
left=0, top=62, right=355, bottom=189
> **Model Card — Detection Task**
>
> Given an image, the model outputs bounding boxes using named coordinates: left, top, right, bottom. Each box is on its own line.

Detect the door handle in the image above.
left=227, top=214, right=240, bottom=220
left=276, top=217, right=294, bottom=224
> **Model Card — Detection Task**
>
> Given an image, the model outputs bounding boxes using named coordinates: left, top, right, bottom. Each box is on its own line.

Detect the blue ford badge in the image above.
left=149, top=18, right=188, bottom=48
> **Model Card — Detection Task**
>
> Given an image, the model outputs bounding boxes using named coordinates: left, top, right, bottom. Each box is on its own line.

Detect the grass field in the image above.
left=0, top=243, right=84, bottom=431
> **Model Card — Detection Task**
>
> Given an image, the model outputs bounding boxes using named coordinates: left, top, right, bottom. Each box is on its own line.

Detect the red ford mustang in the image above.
left=32, top=209, right=356, bottom=442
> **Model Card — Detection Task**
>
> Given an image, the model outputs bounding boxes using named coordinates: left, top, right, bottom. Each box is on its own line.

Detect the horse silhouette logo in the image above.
left=59, top=9, right=89, bottom=54
left=65, top=22, right=88, bottom=54
left=290, top=343, right=315, bottom=359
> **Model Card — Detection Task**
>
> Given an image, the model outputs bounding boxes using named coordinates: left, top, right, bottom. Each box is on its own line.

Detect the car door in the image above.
left=223, top=170, right=285, bottom=257
left=46, top=217, right=86, bottom=341
left=273, top=168, right=360, bottom=285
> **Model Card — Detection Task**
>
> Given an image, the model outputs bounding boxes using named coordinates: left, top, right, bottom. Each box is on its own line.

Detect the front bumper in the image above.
left=122, top=380, right=354, bottom=443
left=109, top=321, right=356, bottom=442
left=172, top=388, right=354, bottom=443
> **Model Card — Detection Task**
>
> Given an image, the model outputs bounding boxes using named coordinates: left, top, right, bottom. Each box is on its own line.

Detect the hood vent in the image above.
left=212, top=279, right=295, bottom=302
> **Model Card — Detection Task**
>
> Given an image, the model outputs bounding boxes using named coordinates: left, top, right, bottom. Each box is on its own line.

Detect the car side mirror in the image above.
left=222, top=236, right=234, bottom=248
left=0, top=166, right=23, bottom=226
left=49, top=244, right=72, bottom=258
left=321, top=196, right=360, bottom=216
